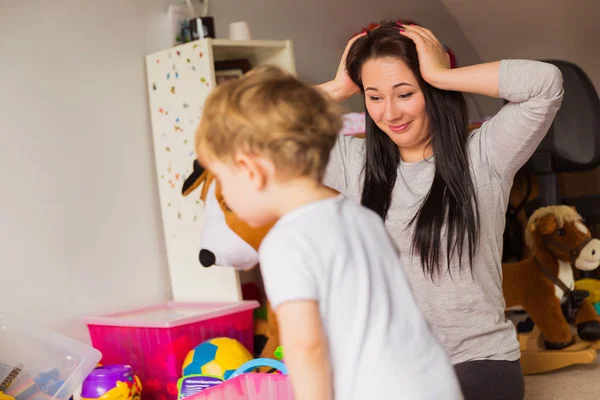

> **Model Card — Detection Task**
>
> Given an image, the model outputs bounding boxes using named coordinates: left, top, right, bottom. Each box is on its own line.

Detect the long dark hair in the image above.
left=346, top=21, right=479, bottom=278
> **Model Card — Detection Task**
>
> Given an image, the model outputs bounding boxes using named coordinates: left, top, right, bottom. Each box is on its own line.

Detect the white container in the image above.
left=229, top=21, right=252, bottom=40
left=0, top=313, right=101, bottom=400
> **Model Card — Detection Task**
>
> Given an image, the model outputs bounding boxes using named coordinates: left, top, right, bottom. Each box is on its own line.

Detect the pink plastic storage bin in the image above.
left=83, top=301, right=259, bottom=400
left=189, top=373, right=293, bottom=400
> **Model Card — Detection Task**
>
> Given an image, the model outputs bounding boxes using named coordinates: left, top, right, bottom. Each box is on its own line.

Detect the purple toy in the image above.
left=81, top=365, right=140, bottom=399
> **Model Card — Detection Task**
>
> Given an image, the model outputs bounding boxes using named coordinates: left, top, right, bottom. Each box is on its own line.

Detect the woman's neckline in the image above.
left=400, top=154, right=435, bottom=169
left=398, top=143, right=434, bottom=167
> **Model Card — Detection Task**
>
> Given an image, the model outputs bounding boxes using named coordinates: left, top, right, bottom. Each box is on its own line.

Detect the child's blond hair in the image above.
left=195, top=65, right=343, bottom=182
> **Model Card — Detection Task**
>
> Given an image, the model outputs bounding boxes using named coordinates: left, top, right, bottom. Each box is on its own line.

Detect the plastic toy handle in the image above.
left=229, top=358, right=288, bottom=379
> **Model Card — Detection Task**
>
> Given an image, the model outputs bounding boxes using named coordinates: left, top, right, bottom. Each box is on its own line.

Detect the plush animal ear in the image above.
left=528, top=222, right=536, bottom=233
left=536, top=214, right=559, bottom=235
left=182, top=159, right=207, bottom=197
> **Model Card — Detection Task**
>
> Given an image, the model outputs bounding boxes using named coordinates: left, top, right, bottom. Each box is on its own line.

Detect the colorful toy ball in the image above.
left=182, top=338, right=253, bottom=380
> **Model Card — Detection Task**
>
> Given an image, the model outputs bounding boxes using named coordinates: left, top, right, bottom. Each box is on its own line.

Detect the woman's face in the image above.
left=361, top=57, right=430, bottom=158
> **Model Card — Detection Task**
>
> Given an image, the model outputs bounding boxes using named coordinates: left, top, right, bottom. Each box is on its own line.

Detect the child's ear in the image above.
left=235, top=153, right=274, bottom=191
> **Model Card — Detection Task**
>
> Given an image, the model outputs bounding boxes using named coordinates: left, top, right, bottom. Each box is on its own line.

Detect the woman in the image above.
left=318, top=21, right=563, bottom=399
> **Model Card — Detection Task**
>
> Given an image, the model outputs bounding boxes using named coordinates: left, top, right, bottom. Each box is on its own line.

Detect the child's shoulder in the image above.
left=311, top=195, right=382, bottom=231
left=337, top=196, right=386, bottom=226
left=264, top=196, right=385, bottom=246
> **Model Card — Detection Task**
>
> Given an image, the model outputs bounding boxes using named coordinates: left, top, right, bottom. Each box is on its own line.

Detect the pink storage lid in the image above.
left=83, top=300, right=259, bottom=328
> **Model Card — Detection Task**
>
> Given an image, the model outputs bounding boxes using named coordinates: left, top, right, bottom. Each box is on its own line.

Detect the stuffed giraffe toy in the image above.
left=180, top=113, right=367, bottom=358
left=182, top=160, right=279, bottom=360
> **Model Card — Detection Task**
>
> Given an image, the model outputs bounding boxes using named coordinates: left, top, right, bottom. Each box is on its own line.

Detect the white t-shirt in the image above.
left=259, top=195, right=463, bottom=400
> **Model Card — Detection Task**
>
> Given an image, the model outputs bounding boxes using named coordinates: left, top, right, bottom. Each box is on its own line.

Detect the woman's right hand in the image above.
left=333, top=32, right=365, bottom=97
left=317, top=32, right=365, bottom=103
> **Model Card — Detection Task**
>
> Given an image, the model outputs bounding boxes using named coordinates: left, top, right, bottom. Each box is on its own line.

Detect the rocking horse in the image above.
left=503, top=205, right=600, bottom=374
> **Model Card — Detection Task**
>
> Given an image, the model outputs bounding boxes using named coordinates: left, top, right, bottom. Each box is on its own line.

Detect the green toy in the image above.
left=274, top=346, right=284, bottom=361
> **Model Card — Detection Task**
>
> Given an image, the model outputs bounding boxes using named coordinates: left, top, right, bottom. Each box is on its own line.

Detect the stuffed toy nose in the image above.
left=583, top=238, right=600, bottom=260
left=575, top=238, right=600, bottom=271
left=199, top=249, right=216, bottom=267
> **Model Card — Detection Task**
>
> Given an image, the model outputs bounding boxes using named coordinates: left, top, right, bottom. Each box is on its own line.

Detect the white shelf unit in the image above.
left=145, top=39, right=296, bottom=302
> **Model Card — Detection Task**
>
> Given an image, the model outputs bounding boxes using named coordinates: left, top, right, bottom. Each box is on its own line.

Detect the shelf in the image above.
left=144, top=38, right=297, bottom=302
left=147, top=38, right=296, bottom=75
left=209, top=39, right=288, bottom=48
left=209, top=39, right=292, bottom=66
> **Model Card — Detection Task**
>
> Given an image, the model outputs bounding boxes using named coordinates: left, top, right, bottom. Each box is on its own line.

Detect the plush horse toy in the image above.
left=503, top=205, right=600, bottom=350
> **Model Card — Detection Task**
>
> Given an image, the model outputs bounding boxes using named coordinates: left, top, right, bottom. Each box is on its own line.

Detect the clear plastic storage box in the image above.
left=0, top=313, right=101, bottom=400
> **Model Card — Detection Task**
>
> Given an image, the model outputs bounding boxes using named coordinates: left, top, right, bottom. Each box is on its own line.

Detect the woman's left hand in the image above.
left=399, top=24, right=450, bottom=88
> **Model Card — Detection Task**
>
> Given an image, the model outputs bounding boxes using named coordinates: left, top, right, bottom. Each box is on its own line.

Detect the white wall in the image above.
left=206, top=0, right=494, bottom=116
left=0, top=0, right=481, bottom=343
left=0, top=0, right=174, bottom=343
left=441, top=0, right=600, bottom=194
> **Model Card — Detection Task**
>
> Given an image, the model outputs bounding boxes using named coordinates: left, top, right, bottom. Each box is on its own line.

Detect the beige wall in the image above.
left=207, top=0, right=492, bottom=116
left=441, top=0, right=600, bottom=194
left=0, top=0, right=479, bottom=342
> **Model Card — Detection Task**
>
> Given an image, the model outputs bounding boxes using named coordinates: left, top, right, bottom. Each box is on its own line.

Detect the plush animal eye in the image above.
left=557, top=228, right=566, bottom=236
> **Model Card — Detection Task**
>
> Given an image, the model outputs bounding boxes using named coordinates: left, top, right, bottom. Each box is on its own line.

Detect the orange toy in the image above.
left=182, top=160, right=279, bottom=360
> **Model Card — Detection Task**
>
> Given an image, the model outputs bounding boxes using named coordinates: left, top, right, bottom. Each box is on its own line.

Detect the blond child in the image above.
left=195, top=65, right=462, bottom=400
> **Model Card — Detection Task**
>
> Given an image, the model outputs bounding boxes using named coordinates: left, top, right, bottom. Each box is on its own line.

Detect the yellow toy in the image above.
left=0, top=393, right=14, bottom=400
left=575, top=278, right=600, bottom=304
left=82, top=379, right=141, bottom=400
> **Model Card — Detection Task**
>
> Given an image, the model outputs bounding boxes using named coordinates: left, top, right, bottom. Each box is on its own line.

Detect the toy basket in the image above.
left=188, top=373, right=293, bottom=400
left=184, top=357, right=293, bottom=400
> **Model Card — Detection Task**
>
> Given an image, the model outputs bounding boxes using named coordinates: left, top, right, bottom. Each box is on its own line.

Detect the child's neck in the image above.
left=271, top=177, right=338, bottom=218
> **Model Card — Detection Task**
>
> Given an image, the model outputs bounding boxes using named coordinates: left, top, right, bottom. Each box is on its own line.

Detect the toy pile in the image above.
left=177, top=339, right=289, bottom=399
